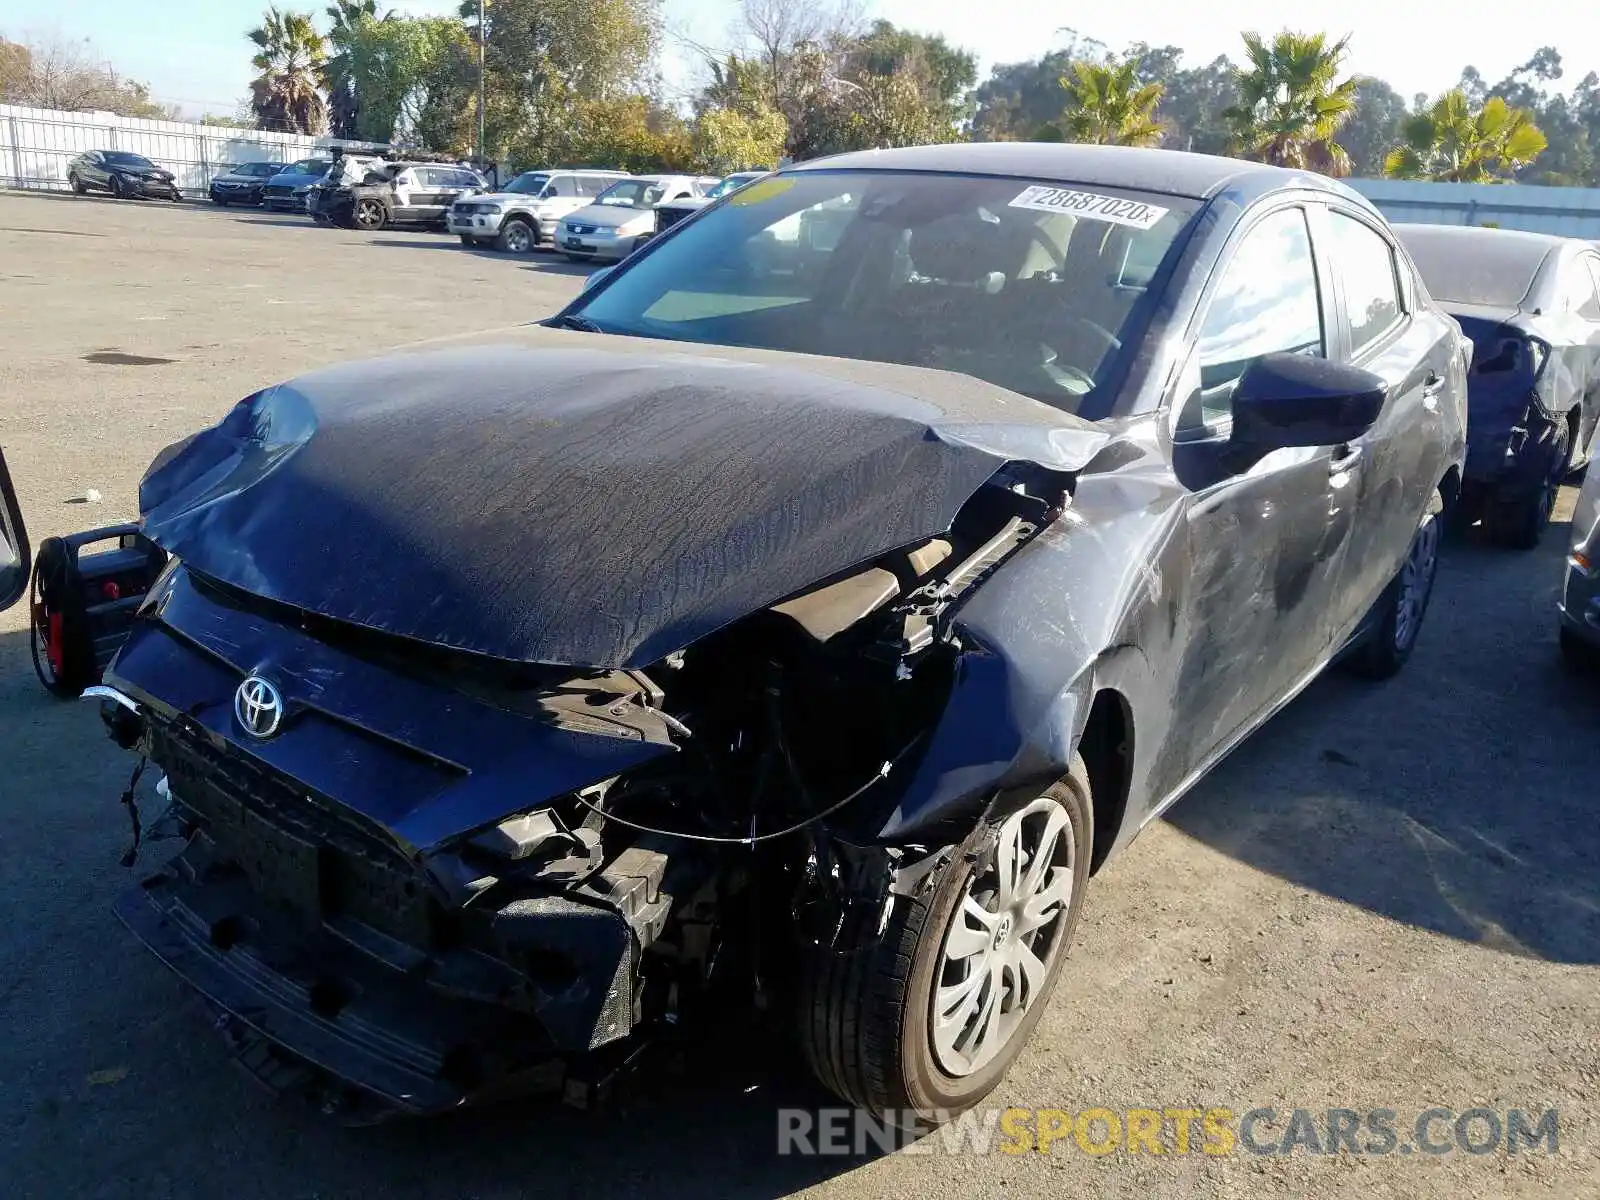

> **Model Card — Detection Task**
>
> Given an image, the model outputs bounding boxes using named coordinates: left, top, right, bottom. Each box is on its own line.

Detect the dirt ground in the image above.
left=0, top=190, right=1596, bottom=1200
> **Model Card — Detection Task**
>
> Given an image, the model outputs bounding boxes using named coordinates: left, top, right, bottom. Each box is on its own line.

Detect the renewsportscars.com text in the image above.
left=777, top=1106, right=1560, bottom=1157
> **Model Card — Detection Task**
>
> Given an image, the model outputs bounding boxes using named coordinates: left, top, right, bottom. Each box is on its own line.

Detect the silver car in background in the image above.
left=557, top=175, right=713, bottom=262
left=1560, top=464, right=1600, bottom=667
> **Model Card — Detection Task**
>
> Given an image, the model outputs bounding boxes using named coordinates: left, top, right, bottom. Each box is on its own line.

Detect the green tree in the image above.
left=341, top=14, right=473, bottom=146
left=1224, top=30, right=1359, bottom=176
left=1383, top=90, right=1547, bottom=181
left=692, top=105, right=788, bottom=173
left=466, top=0, right=655, bottom=165
left=1338, top=78, right=1409, bottom=175
left=248, top=7, right=328, bottom=133
left=323, top=0, right=380, bottom=138
left=1058, top=56, right=1164, bottom=146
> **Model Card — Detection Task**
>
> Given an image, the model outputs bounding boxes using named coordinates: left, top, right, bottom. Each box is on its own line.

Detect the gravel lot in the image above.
left=1, top=191, right=1596, bottom=1200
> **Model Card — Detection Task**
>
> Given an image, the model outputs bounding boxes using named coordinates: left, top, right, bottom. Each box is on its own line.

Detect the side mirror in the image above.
left=581, top=265, right=614, bottom=292
left=1231, top=352, right=1386, bottom=457
left=0, top=446, right=32, bottom=612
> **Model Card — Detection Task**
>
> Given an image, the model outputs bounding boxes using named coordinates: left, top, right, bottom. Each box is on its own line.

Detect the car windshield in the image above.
left=568, top=170, right=1197, bottom=417
left=105, top=152, right=154, bottom=169
left=707, top=173, right=763, bottom=199
left=1397, top=227, right=1549, bottom=308
left=287, top=159, right=329, bottom=176
left=597, top=180, right=666, bottom=208
left=506, top=173, right=550, bottom=195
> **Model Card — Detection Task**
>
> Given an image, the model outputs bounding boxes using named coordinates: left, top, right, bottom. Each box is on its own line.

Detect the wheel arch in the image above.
left=1076, top=687, right=1133, bottom=874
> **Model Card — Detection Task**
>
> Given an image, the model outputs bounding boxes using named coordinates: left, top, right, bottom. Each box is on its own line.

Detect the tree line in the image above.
left=7, top=5, right=1597, bottom=186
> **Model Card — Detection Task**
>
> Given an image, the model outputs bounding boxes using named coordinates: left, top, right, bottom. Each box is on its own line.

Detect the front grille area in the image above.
left=154, top=720, right=445, bottom=950
left=567, top=223, right=596, bottom=235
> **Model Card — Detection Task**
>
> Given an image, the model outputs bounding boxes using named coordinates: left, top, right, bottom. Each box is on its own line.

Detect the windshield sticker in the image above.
left=727, top=177, right=795, bottom=206
left=1007, top=186, right=1169, bottom=230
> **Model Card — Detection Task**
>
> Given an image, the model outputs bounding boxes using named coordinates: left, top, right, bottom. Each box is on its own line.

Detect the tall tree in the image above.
left=323, top=0, right=380, bottom=138
left=248, top=7, right=328, bottom=133
left=1224, top=30, right=1359, bottom=176
left=1058, top=56, right=1164, bottom=146
left=1339, top=77, right=1409, bottom=176
left=0, top=35, right=173, bottom=117
left=1383, top=90, right=1547, bottom=182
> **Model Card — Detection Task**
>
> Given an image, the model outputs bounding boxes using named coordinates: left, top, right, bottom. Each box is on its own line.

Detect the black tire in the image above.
left=1347, top=492, right=1444, bottom=680
left=109, top=175, right=125, bottom=199
left=496, top=217, right=536, bottom=254
left=1485, top=421, right=1571, bottom=550
left=212, top=193, right=228, bottom=206
left=70, top=173, right=87, bottom=195
left=353, top=198, right=387, bottom=231
left=1559, top=625, right=1600, bottom=672
left=797, top=760, right=1092, bottom=1122
left=458, top=234, right=478, bottom=246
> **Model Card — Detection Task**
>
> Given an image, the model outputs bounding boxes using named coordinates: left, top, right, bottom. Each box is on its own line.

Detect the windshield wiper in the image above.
left=548, top=313, right=603, bottom=333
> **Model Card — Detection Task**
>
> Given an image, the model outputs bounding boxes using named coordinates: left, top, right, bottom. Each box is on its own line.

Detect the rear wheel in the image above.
left=353, top=198, right=387, bottom=231
left=496, top=217, right=535, bottom=254
left=798, top=762, right=1091, bottom=1121
left=1486, top=421, right=1571, bottom=550
left=1348, top=495, right=1443, bottom=680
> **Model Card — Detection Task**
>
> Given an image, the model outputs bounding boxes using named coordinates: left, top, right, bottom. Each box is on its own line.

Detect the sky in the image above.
left=6, top=0, right=1600, bottom=119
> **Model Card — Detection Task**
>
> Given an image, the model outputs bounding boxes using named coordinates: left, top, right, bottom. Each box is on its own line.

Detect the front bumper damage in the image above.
left=111, top=704, right=682, bottom=1119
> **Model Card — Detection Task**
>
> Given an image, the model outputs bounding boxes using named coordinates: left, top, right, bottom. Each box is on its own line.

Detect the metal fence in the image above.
left=0, top=104, right=379, bottom=198
left=1348, top=178, right=1600, bottom=239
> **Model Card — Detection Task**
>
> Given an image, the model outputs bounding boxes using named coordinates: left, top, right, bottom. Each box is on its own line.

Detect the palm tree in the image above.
left=1058, top=58, right=1164, bottom=147
left=1223, top=30, right=1359, bottom=176
left=1384, top=90, right=1547, bottom=182
left=323, top=0, right=380, bottom=139
left=248, top=7, right=328, bottom=134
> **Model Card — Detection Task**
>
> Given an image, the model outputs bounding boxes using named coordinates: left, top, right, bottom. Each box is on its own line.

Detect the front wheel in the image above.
left=1348, top=496, right=1443, bottom=680
left=353, top=198, right=387, bottom=231
left=108, top=175, right=125, bottom=199
left=70, top=173, right=87, bottom=195
left=496, top=217, right=535, bottom=254
left=458, top=234, right=478, bottom=246
left=798, top=762, right=1092, bottom=1121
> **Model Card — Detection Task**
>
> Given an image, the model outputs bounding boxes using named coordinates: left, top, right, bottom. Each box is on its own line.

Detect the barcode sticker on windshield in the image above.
left=1008, top=186, right=1169, bottom=230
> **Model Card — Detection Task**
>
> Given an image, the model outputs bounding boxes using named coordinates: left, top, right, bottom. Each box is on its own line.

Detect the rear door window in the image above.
left=1325, top=212, right=1404, bottom=353
left=1561, top=257, right=1600, bottom=319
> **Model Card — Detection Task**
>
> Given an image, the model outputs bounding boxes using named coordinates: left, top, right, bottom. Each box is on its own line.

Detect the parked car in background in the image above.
left=557, top=174, right=713, bottom=261
left=98, top=144, right=1464, bottom=1125
left=67, top=151, right=181, bottom=201
left=317, top=161, right=487, bottom=231
left=651, top=170, right=769, bottom=236
left=447, top=168, right=629, bottom=252
left=208, top=162, right=285, bottom=207
left=1394, top=224, right=1600, bottom=548
left=261, top=159, right=333, bottom=212
left=1560, top=459, right=1600, bottom=668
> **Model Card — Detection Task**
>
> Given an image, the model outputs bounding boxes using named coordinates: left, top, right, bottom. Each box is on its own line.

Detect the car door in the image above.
left=1165, top=202, right=1360, bottom=772
left=389, top=167, right=426, bottom=222
left=0, top=446, right=31, bottom=613
left=84, top=151, right=108, bottom=188
left=1314, top=205, right=1458, bottom=644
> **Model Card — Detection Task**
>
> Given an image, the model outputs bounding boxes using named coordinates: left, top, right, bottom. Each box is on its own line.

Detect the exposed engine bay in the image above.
left=105, top=467, right=1066, bottom=1120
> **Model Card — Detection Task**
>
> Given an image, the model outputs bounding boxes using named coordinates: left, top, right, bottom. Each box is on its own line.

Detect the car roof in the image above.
left=1392, top=222, right=1573, bottom=253
left=785, top=142, right=1357, bottom=203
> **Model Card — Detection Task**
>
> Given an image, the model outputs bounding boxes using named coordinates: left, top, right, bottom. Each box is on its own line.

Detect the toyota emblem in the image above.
left=234, top=675, right=284, bottom=739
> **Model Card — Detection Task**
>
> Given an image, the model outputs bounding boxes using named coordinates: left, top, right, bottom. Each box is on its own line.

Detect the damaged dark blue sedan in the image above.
left=95, top=144, right=1467, bottom=1125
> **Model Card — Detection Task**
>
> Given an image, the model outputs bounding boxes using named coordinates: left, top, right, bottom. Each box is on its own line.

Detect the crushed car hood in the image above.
left=138, top=327, right=1108, bottom=668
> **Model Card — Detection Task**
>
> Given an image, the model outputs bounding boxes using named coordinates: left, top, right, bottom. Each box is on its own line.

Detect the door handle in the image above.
left=1330, top=443, right=1363, bottom=475
left=1421, top=371, right=1444, bottom=411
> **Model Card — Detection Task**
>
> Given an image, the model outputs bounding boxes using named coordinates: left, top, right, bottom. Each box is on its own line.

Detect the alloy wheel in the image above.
left=931, top=797, right=1076, bottom=1078
left=1394, top=513, right=1440, bottom=652
left=354, top=199, right=385, bottom=230
left=502, top=222, right=532, bottom=253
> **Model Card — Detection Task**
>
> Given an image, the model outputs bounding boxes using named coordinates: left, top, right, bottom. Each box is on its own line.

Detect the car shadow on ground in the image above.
left=359, top=237, right=601, bottom=277
left=1166, top=516, right=1600, bottom=965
